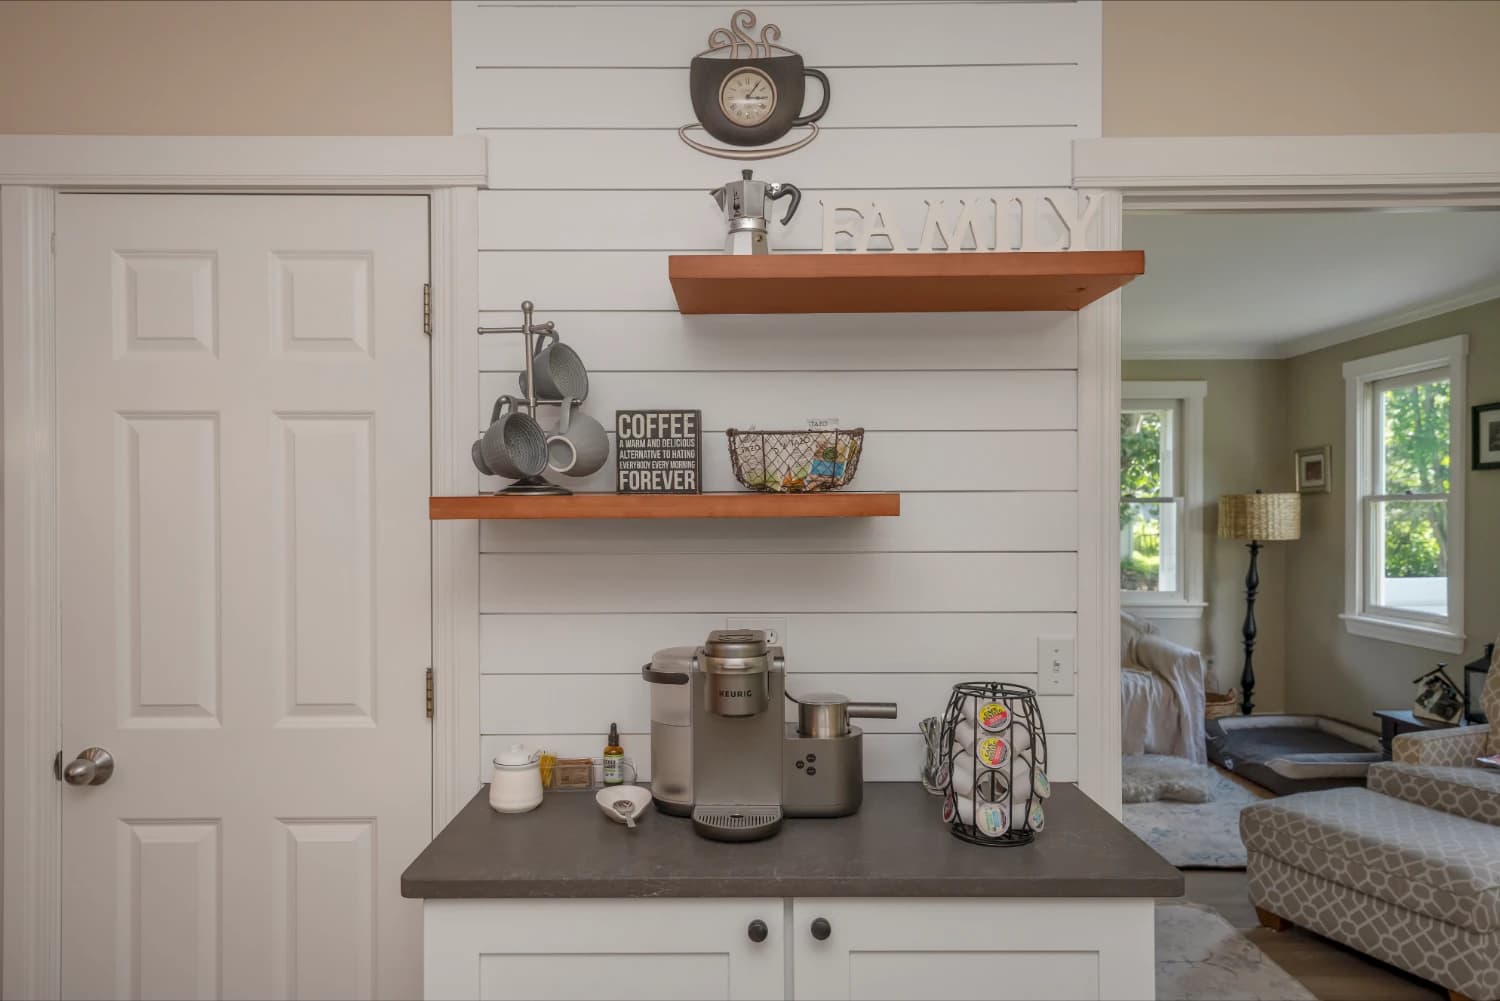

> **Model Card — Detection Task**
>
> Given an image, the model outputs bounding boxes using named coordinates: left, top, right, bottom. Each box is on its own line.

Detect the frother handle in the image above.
left=770, top=182, right=801, bottom=225
left=848, top=702, right=898, bottom=720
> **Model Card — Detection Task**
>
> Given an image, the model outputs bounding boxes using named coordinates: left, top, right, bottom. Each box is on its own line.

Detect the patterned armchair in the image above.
left=1240, top=646, right=1500, bottom=1001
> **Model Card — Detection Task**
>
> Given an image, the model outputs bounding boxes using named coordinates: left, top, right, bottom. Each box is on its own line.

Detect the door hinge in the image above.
left=423, top=283, right=432, bottom=336
left=425, top=667, right=434, bottom=719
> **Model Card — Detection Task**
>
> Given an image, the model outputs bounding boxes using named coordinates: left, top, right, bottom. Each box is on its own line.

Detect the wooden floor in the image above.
left=1175, top=864, right=1447, bottom=1001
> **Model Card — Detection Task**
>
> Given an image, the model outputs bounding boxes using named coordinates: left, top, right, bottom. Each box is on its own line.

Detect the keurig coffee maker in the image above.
left=643, top=629, right=896, bottom=842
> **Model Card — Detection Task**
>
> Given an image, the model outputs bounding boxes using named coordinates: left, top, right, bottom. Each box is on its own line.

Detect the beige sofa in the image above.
left=1241, top=662, right=1500, bottom=1001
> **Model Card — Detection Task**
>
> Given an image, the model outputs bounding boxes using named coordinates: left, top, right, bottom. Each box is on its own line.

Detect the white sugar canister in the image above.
left=490, top=743, right=544, bottom=814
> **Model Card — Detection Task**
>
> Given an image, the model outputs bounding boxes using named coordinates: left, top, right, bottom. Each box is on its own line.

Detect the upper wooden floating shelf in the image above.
left=668, top=251, right=1145, bottom=314
left=430, top=492, right=900, bottom=521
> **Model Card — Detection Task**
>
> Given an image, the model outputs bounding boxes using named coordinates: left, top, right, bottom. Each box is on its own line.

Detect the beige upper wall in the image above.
left=1122, top=360, right=1292, bottom=712
left=1283, top=301, right=1500, bottom=727
left=1103, top=0, right=1500, bottom=137
left=0, top=1, right=451, bottom=135
left=5, top=1, right=1497, bottom=138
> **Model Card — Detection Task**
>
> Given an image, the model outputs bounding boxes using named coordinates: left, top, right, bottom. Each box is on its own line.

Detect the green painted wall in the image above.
left=1283, top=301, right=1500, bottom=725
left=1121, top=360, right=1292, bottom=710
left=1126, top=299, right=1499, bottom=725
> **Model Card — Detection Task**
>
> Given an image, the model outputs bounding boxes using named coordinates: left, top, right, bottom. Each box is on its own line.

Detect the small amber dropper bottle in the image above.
left=603, top=722, right=625, bottom=786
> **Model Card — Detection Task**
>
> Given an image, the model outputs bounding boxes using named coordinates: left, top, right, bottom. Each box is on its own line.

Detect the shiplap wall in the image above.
left=453, top=0, right=1102, bottom=784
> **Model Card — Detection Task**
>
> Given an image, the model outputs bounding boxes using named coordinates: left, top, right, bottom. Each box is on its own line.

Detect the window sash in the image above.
left=1120, top=496, right=1184, bottom=599
left=1358, top=366, right=1453, bottom=628
left=1361, top=495, right=1449, bottom=625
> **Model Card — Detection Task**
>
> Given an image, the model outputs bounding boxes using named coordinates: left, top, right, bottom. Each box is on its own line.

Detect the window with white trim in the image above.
left=1342, top=336, right=1467, bottom=653
left=1120, top=382, right=1206, bottom=617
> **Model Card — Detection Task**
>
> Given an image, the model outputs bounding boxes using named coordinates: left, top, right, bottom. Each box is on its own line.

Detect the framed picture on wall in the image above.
left=1474, top=402, right=1500, bottom=471
left=1295, top=445, right=1332, bottom=493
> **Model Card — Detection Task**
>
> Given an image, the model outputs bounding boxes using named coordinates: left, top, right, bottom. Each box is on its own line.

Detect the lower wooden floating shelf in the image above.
left=430, top=492, right=901, bottom=520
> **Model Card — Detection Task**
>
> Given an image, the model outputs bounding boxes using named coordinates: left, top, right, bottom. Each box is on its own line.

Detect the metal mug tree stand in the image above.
left=478, top=299, right=575, bottom=497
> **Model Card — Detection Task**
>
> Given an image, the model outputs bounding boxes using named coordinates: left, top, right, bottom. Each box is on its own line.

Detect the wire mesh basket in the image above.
left=939, top=681, right=1051, bottom=847
left=726, top=428, right=865, bottom=493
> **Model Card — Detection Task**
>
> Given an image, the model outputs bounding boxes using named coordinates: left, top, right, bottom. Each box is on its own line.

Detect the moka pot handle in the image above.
left=769, top=182, right=801, bottom=225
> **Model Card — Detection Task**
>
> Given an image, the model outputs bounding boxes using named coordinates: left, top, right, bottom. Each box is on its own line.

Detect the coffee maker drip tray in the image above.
left=691, top=805, right=784, bottom=842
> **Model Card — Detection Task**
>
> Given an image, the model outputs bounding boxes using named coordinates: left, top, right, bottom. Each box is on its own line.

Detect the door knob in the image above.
left=747, top=919, right=768, bottom=943
left=60, top=747, right=114, bottom=786
left=810, top=917, right=831, bottom=941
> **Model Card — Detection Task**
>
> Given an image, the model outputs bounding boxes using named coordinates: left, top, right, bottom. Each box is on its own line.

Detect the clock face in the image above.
left=718, top=68, right=777, bottom=127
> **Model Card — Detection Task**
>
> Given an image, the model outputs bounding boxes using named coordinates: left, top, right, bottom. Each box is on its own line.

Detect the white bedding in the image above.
left=1120, top=632, right=1207, bottom=764
left=1122, top=667, right=1181, bottom=757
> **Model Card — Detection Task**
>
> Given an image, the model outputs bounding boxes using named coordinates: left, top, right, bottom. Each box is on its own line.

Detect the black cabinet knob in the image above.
left=811, top=917, right=832, bottom=941
left=747, top=919, right=768, bottom=943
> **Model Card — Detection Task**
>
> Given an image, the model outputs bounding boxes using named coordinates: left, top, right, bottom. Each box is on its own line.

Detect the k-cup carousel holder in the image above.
left=939, top=681, right=1051, bottom=847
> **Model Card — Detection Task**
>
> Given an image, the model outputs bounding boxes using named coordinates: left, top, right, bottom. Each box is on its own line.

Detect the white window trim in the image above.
left=1120, top=381, right=1208, bottom=619
left=1341, top=335, right=1467, bottom=653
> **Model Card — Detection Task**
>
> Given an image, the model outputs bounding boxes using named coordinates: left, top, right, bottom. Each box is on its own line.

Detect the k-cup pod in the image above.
left=953, top=794, right=1009, bottom=837
left=975, top=735, right=1010, bottom=769
left=942, top=792, right=957, bottom=824
left=960, top=699, right=1012, bottom=734
left=1016, top=801, right=1044, bottom=832
left=1033, top=770, right=1052, bottom=799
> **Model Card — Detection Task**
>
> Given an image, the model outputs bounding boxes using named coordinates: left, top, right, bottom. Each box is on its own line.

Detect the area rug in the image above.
left=1124, top=753, right=1218, bottom=803
left=1124, top=761, right=1258, bottom=868
left=1157, top=902, right=1315, bottom=1000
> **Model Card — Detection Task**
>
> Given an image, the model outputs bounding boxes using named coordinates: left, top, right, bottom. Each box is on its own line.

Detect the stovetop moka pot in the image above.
left=711, top=169, right=800, bottom=255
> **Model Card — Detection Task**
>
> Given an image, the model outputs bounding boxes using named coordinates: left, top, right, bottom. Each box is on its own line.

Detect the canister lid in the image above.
left=493, top=743, right=539, bottom=770
left=703, top=628, right=769, bottom=658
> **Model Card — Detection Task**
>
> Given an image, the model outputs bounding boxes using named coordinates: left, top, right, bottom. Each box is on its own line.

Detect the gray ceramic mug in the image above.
left=476, top=395, right=549, bottom=480
left=547, top=399, right=610, bottom=478
left=519, top=329, right=589, bottom=403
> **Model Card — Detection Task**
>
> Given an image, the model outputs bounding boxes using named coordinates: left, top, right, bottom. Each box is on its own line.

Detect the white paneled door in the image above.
left=54, top=194, right=432, bottom=1000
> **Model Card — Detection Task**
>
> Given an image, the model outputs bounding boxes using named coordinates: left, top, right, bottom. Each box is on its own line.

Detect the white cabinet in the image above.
left=423, top=899, right=786, bottom=1001
left=790, top=898, right=1154, bottom=1001
left=423, top=897, right=1155, bottom=1001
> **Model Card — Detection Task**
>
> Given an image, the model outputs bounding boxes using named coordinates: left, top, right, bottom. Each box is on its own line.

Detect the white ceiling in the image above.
left=1121, top=210, right=1500, bottom=359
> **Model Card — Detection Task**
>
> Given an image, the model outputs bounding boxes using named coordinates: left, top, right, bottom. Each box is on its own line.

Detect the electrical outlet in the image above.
left=726, top=616, right=788, bottom=649
left=1037, top=637, right=1074, bottom=695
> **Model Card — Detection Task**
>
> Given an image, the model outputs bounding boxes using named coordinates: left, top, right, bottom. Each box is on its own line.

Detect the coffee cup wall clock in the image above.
left=679, top=9, right=831, bottom=160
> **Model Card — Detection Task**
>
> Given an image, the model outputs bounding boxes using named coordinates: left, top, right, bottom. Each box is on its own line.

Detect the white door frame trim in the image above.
left=1075, top=133, right=1500, bottom=210
left=1069, top=132, right=1497, bottom=814
left=1, top=135, right=485, bottom=1001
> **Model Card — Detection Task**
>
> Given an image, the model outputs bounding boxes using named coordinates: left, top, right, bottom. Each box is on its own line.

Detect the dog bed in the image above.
left=1206, top=714, right=1381, bottom=795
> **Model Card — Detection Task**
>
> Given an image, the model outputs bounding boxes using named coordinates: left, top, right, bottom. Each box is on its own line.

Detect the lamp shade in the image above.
left=1218, top=492, right=1301, bottom=542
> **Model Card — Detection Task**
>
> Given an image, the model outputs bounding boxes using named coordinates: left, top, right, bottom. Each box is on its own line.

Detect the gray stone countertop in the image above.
left=401, top=782, right=1183, bottom=899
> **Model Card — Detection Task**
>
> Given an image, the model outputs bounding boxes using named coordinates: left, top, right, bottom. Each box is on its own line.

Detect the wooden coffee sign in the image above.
left=616, top=410, right=702, bottom=494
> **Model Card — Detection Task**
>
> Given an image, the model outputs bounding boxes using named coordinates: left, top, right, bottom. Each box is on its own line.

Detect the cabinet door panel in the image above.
left=481, top=953, right=730, bottom=1001
left=425, top=899, right=785, bottom=1001
left=791, top=898, right=1153, bottom=1001
left=849, top=951, right=1098, bottom=1001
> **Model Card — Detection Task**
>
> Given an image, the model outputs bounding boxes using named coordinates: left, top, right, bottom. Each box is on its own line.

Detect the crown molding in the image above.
left=1124, top=280, right=1500, bottom=362
left=1121, top=342, right=1283, bottom=361
left=1276, top=280, right=1500, bottom=359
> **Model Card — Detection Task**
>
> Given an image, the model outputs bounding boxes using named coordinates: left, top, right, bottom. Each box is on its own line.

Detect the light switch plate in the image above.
left=726, top=616, right=788, bottom=649
left=1037, top=636, right=1074, bottom=695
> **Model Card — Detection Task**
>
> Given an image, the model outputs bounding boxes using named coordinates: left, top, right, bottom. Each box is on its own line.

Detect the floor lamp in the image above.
left=1218, top=492, right=1301, bottom=715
